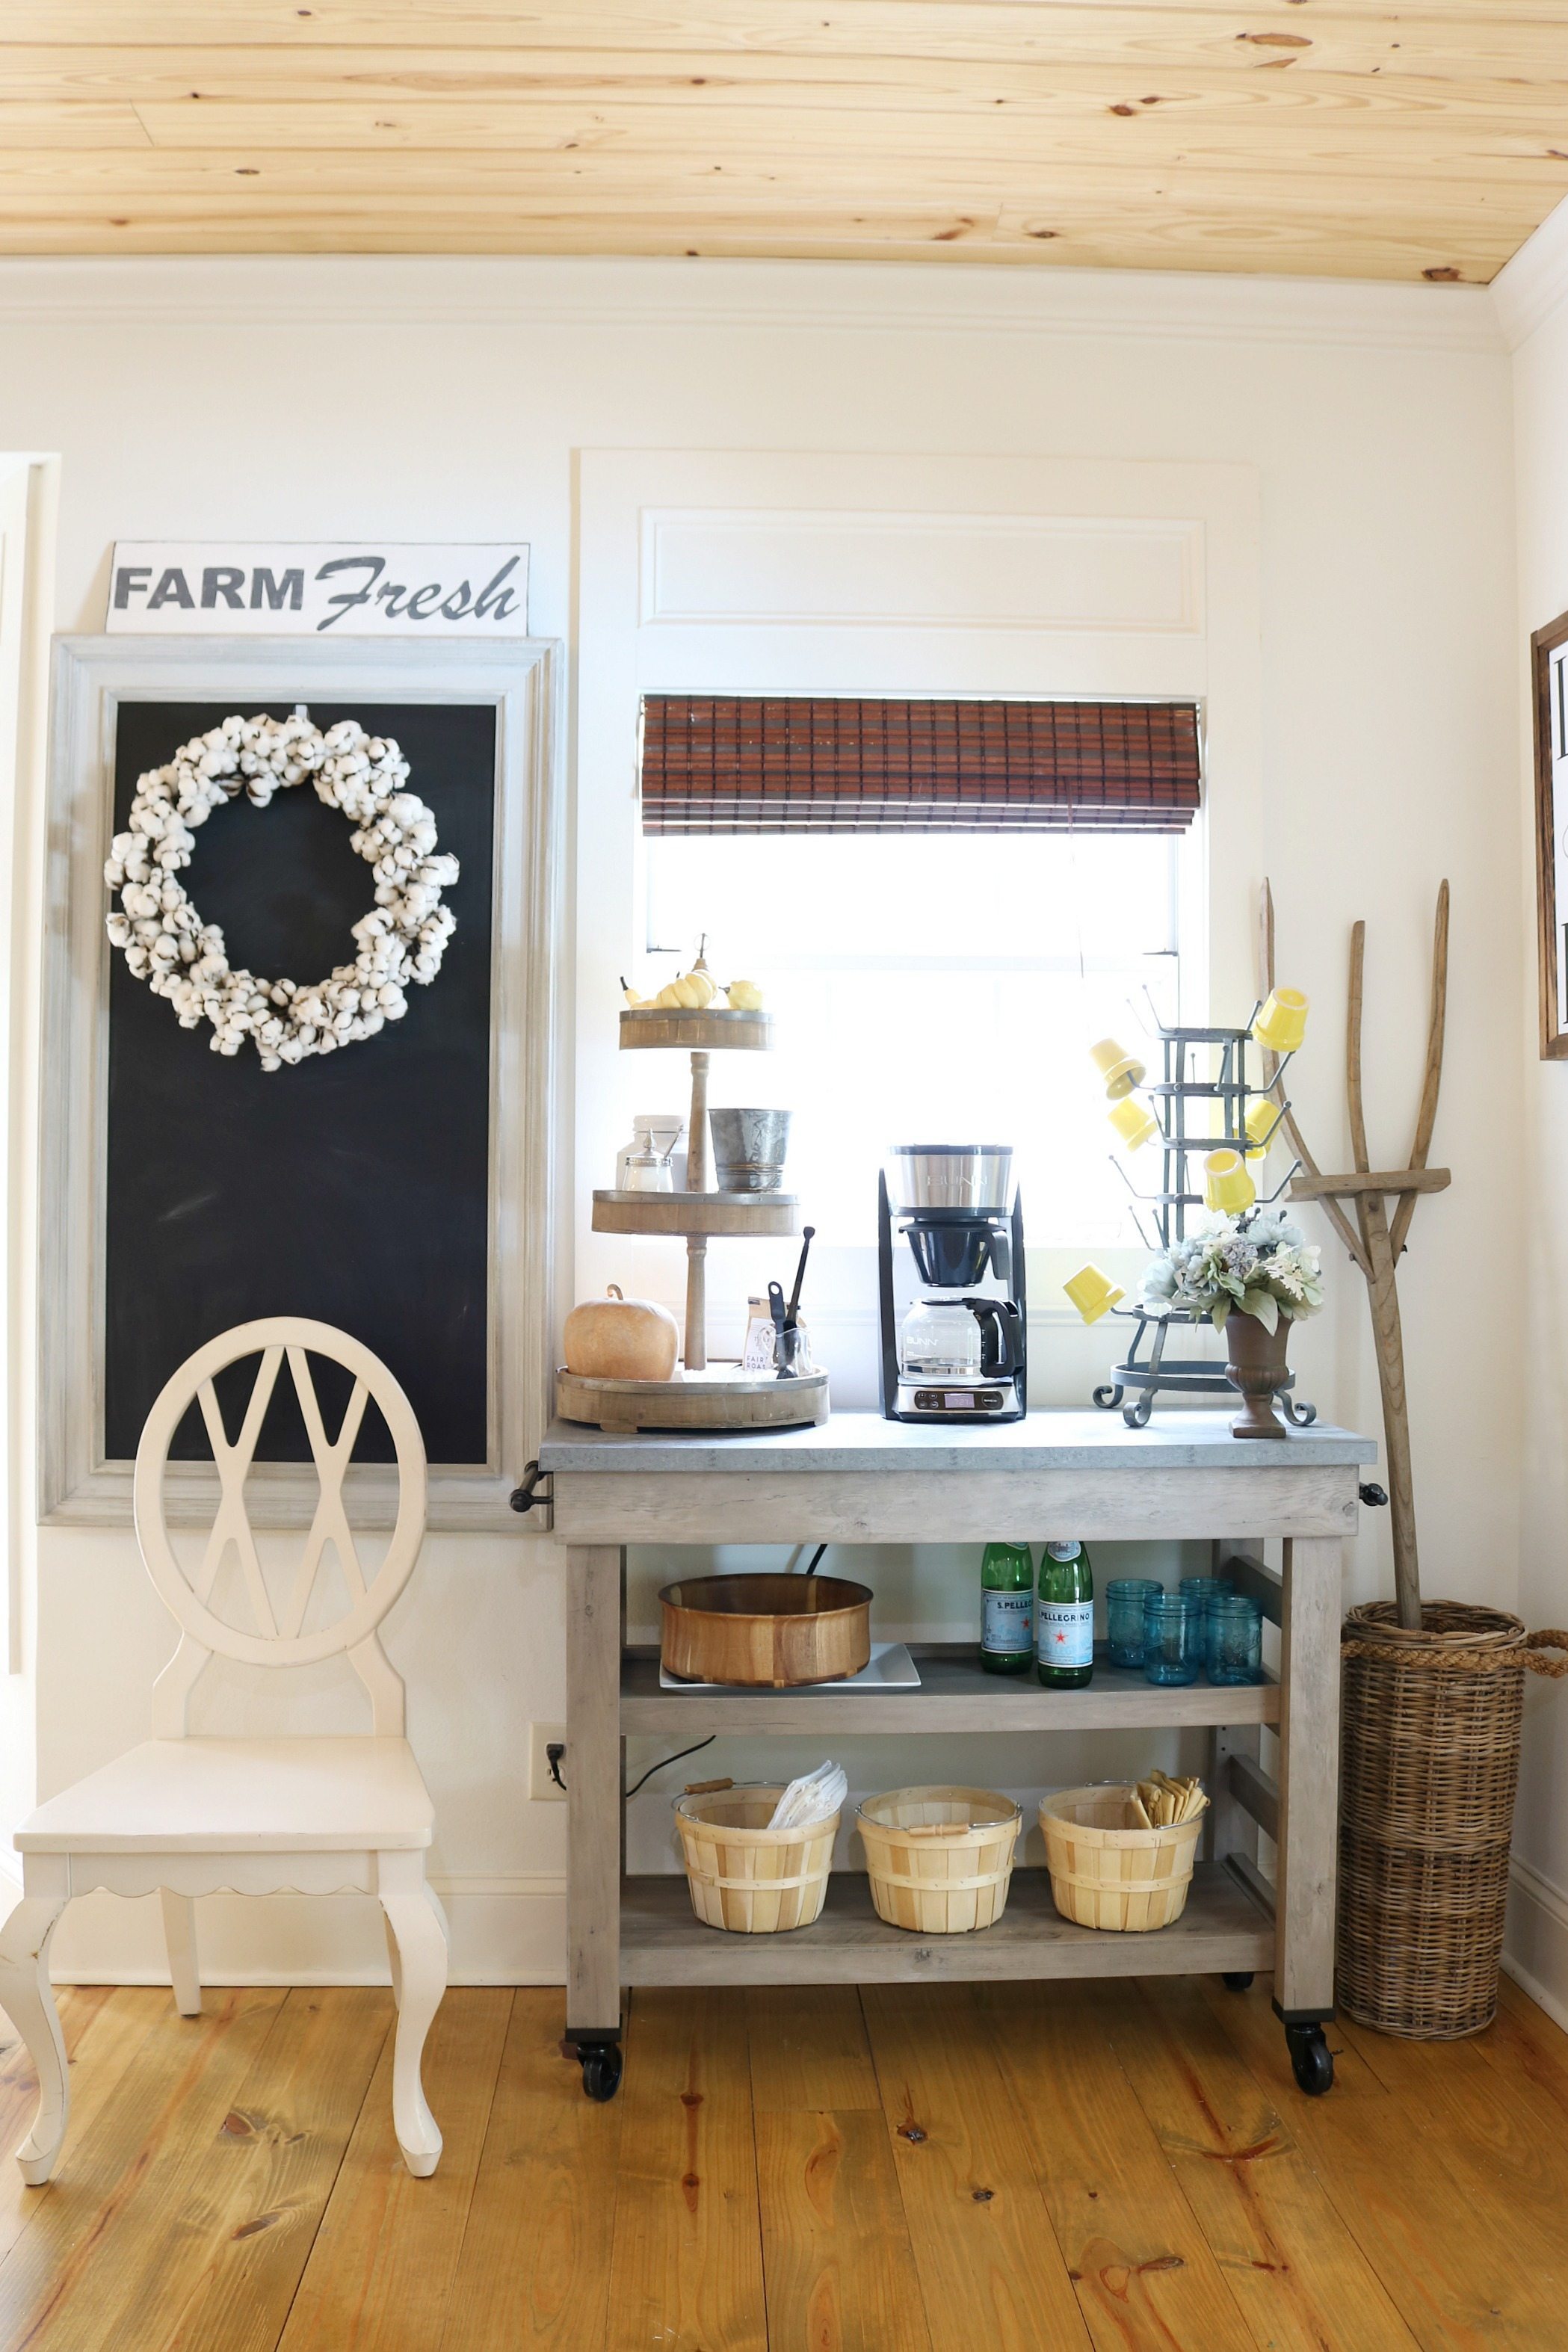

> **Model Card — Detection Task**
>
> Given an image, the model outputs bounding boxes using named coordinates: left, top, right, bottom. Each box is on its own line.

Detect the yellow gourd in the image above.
left=626, top=942, right=720, bottom=1016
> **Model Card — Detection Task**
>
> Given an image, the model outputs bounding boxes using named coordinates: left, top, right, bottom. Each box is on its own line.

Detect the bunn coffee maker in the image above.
left=878, top=1145, right=1027, bottom=1423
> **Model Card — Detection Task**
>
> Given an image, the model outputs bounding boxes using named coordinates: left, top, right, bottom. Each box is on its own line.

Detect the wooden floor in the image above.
left=0, top=1969, right=1565, bottom=2349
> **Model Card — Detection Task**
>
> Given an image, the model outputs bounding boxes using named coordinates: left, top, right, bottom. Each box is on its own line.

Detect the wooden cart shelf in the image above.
left=620, top=1864, right=1274, bottom=1987
left=591, top=1188, right=800, bottom=1238
left=620, top=1646, right=1280, bottom=1733
left=540, top=1408, right=1377, bottom=2103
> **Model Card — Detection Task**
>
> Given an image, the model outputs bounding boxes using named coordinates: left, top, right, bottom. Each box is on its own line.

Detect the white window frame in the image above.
left=577, top=452, right=1261, bottom=1387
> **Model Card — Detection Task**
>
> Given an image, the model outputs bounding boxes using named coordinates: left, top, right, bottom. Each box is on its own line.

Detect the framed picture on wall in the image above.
left=40, top=636, right=563, bottom=1529
left=1533, top=605, right=1568, bottom=1060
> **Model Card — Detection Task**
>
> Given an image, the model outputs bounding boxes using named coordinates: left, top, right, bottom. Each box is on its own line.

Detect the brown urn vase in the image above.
left=1223, top=1310, right=1290, bottom=1438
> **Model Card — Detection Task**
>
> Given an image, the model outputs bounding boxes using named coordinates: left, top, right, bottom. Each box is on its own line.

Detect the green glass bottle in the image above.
left=1037, top=1540, right=1094, bottom=1688
left=980, top=1541, right=1034, bottom=1675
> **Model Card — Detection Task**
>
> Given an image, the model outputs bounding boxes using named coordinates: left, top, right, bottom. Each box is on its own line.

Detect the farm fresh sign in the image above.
left=105, top=543, right=530, bottom=637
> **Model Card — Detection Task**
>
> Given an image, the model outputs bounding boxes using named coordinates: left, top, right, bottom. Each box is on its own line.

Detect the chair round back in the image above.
left=132, top=1317, right=428, bottom=1669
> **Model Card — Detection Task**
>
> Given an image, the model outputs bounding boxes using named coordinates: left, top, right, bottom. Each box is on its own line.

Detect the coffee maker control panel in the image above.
left=910, top=1387, right=1007, bottom=1416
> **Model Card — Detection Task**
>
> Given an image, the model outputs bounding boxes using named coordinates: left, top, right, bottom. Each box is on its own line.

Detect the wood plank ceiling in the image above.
left=3, top=1, right=1567, bottom=282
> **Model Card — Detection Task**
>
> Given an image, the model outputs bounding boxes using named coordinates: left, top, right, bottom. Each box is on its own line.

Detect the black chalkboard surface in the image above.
left=103, top=700, right=496, bottom=1466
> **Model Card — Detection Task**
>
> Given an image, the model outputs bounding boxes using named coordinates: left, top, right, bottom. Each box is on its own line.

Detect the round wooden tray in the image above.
left=591, top=1188, right=800, bottom=1238
left=556, top=1365, right=829, bottom=1433
left=619, top=1007, right=773, bottom=1052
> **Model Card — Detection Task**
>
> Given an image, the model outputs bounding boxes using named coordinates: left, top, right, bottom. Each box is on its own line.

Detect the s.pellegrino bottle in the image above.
left=1037, top=1541, right=1094, bottom=1688
left=980, top=1542, right=1034, bottom=1676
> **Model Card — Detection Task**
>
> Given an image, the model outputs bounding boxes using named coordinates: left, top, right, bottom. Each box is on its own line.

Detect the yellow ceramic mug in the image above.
left=1064, top=1264, right=1127, bottom=1325
left=1089, top=1036, right=1146, bottom=1100
left=1253, top=988, right=1309, bottom=1055
left=1243, top=1098, right=1284, bottom=1158
left=1203, top=1148, right=1256, bottom=1216
left=1108, top=1095, right=1158, bottom=1150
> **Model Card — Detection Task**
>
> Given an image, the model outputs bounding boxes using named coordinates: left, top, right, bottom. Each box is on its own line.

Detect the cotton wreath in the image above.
left=103, top=711, right=459, bottom=1072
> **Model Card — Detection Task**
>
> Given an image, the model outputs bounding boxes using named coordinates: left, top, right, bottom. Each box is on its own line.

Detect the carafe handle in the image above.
left=968, top=1297, right=1022, bottom=1378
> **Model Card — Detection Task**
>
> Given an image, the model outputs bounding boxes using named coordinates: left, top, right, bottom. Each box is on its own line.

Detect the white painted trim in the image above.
left=1501, top=1951, right=1568, bottom=2038
left=1490, top=195, right=1568, bottom=352
left=0, top=256, right=1504, bottom=356
left=430, top=1872, right=567, bottom=1898
left=1504, top=1852, right=1568, bottom=2034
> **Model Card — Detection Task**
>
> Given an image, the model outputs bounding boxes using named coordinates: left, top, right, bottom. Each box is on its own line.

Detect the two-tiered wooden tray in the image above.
left=558, top=1004, right=830, bottom=1432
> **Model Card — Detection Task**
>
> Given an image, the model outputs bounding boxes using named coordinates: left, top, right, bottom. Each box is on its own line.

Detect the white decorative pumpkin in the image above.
left=563, top=1285, right=679, bottom=1381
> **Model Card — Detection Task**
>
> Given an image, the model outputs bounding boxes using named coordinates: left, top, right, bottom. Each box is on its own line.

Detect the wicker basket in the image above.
left=856, top=1785, right=1021, bottom=1933
left=674, top=1783, right=839, bottom=1934
left=1339, top=1602, right=1538, bottom=2039
left=1039, top=1783, right=1204, bottom=1931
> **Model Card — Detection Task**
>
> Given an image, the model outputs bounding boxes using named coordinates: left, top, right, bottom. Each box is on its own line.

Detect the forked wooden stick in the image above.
left=1390, top=882, right=1449, bottom=1261
left=1262, top=880, right=1450, bottom=1632
left=1257, top=884, right=1368, bottom=1277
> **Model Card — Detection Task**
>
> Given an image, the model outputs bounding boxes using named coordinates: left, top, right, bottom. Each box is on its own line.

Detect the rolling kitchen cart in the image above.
left=531, top=1410, right=1376, bottom=2103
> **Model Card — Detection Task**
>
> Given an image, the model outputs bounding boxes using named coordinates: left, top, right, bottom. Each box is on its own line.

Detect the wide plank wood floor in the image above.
left=0, top=1969, right=1564, bottom=2348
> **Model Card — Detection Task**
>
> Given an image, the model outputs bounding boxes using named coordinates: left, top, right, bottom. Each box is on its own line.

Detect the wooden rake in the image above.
left=1259, top=880, right=1450, bottom=1632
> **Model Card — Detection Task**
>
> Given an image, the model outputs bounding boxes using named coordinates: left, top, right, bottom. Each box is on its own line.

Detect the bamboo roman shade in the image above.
left=640, top=697, right=1203, bottom=835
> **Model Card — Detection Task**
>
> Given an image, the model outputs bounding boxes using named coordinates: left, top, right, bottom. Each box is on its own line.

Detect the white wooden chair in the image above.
left=0, top=1317, right=448, bottom=2183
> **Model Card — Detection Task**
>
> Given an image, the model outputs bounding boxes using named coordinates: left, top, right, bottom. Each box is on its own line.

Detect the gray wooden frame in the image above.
left=40, top=635, right=563, bottom=1531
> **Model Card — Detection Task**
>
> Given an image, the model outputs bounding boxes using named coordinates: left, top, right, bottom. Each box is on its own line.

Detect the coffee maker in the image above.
left=878, top=1145, right=1027, bottom=1423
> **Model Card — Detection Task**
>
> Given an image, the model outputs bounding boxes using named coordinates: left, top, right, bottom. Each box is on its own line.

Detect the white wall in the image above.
left=1500, top=200, right=1568, bottom=2026
left=0, top=254, right=1522, bottom=1982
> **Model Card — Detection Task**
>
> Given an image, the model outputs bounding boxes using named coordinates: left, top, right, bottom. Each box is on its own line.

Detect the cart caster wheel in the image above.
left=1285, top=2022, right=1333, bottom=2096
left=578, top=2042, right=623, bottom=2102
left=1222, top=1972, right=1254, bottom=1992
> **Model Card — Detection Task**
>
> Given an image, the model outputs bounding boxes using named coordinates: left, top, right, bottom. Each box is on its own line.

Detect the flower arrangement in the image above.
left=1140, top=1208, right=1324, bottom=1334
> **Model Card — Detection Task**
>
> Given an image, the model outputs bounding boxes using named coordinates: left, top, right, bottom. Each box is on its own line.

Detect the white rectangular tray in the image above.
left=658, top=1640, right=919, bottom=1692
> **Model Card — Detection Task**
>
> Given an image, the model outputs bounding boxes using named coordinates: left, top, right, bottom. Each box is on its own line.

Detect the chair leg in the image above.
left=161, top=1892, right=201, bottom=2017
left=382, top=1910, right=401, bottom=2010
left=0, top=1890, right=71, bottom=2185
left=377, top=1854, right=448, bottom=2178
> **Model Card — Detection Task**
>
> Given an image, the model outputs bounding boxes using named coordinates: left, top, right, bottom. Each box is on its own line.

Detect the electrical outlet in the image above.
left=529, top=1723, right=567, bottom=1801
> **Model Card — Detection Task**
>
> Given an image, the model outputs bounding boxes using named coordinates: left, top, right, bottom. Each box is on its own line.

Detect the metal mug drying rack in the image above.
left=1093, top=992, right=1318, bottom=1430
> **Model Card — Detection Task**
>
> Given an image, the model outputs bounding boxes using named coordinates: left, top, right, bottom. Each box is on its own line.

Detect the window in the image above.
left=638, top=697, right=1202, bottom=1253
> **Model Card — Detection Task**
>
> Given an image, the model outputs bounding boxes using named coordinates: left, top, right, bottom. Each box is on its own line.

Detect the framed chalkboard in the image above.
left=41, top=637, right=561, bottom=1529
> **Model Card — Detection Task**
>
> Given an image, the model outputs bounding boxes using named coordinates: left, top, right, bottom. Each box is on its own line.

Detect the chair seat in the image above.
left=15, top=1738, right=434, bottom=1855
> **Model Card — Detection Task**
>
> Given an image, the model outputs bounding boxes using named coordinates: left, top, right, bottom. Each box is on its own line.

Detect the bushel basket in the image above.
left=675, top=1782, right=839, bottom=1933
left=1338, top=1602, right=1568, bottom=2039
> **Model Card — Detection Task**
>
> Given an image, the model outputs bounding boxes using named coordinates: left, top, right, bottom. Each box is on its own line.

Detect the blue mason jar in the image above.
left=1143, top=1592, right=1200, bottom=1686
left=1106, top=1578, right=1164, bottom=1668
left=1206, top=1593, right=1263, bottom=1685
left=1179, top=1575, right=1232, bottom=1638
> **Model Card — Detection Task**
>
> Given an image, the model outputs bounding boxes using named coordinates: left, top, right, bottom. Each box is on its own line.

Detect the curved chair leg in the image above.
left=382, top=1910, right=401, bottom=2010
left=377, top=1855, right=447, bottom=2177
left=0, top=1891, right=71, bottom=2185
left=161, top=1892, right=201, bottom=2017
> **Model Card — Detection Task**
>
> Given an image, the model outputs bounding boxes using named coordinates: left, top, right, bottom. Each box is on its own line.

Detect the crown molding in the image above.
left=0, top=253, right=1504, bottom=356
left=1491, top=194, right=1568, bottom=352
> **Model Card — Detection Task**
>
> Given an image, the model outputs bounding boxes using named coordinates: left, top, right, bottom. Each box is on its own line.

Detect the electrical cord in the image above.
left=804, top=1543, right=827, bottom=1576
left=623, top=1735, right=716, bottom=1800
